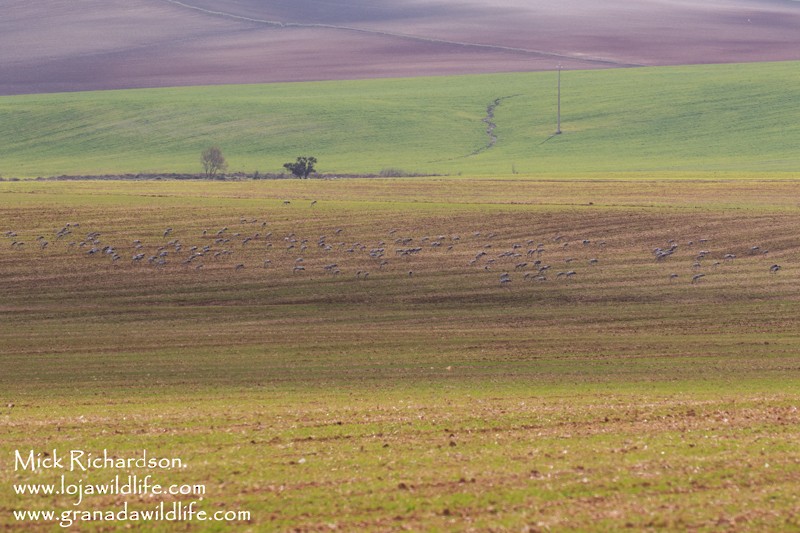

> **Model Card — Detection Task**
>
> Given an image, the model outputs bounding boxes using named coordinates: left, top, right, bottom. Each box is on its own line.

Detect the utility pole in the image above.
left=555, top=64, right=562, bottom=135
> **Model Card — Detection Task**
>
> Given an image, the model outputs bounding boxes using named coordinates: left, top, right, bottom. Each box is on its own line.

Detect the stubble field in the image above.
left=2, top=178, right=800, bottom=531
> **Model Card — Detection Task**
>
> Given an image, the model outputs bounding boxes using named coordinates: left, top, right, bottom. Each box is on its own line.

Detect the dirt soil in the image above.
left=1, top=0, right=799, bottom=95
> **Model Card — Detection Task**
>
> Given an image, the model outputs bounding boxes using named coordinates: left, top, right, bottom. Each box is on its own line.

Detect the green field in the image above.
left=1, top=61, right=799, bottom=177
left=2, top=177, right=800, bottom=530
left=2, top=59, right=800, bottom=531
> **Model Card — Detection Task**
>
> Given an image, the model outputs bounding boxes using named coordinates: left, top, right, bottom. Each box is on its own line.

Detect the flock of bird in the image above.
left=2, top=209, right=784, bottom=288
left=652, top=239, right=781, bottom=284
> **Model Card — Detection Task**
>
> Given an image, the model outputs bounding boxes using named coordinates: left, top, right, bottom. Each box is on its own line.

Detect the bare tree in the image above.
left=201, top=146, right=228, bottom=178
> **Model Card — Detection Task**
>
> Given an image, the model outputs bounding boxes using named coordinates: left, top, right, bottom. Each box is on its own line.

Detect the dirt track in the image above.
left=1, top=0, right=799, bottom=95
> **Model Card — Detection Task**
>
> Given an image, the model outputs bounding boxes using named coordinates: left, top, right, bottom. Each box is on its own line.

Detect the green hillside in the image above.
left=0, top=61, right=798, bottom=177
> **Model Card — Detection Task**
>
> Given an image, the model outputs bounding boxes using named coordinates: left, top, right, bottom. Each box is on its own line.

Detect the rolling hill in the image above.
left=0, top=61, right=798, bottom=177
left=1, top=0, right=800, bottom=95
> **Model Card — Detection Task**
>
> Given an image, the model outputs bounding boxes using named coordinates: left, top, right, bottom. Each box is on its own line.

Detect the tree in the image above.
left=283, top=156, right=317, bottom=179
left=201, top=146, right=228, bottom=178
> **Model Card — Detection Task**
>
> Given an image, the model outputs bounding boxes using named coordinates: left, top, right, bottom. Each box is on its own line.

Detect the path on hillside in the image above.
left=428, top=95, right=520, bottom=164
left=473, top=95, right=520, bottom=156
left=159, top=0, right=641, bottom=68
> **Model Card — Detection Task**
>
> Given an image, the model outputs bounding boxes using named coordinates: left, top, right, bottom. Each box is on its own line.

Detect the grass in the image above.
left=0, top=61, right=799, bottom=177
left=2, top=178, right=800, bottom=530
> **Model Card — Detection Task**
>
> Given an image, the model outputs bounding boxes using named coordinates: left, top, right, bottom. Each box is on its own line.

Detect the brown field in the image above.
left=1, top=0, right=800, bottom=95
left=2, top=179, right=800, bottom=530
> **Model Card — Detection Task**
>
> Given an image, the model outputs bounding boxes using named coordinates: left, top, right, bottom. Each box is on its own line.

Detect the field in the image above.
left=3, top=0, right=799, bottom=95
left=1, top=61, right=800, bottom=178
left=2, top=177, right=800, bottom=530
left=4, top=1, right=800, bottom=530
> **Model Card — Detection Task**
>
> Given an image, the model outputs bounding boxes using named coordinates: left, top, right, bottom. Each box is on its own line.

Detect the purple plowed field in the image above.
left=1, top=0, right=799, bottom=94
